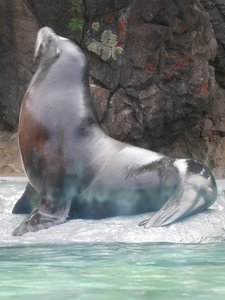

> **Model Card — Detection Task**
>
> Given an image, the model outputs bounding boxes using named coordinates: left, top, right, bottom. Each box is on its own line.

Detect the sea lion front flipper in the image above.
left=12, top=197, right=71, bottom=236
left=12, top=193, right=72, bottom=236
left=139, top=182, right=215, bottom=228
left=12, top=182, right=39, bottom=214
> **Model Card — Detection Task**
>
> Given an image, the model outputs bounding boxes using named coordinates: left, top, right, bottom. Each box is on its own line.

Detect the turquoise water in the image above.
left=0, top=243, right=225, bottom=299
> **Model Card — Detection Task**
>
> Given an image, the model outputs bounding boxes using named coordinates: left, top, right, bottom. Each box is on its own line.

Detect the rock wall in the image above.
left=0, top=0, right=39, bottom=129
left=1, top=0, right=225, bottom=176
left=85, top=0, right=217, bottom=149
left=201, top=0, right=225, bottom=88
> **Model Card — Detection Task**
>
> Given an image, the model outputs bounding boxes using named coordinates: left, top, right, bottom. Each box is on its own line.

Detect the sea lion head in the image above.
left=34, top=27, right=62, bottom=63
left=34, top=27, right=87, bottom=76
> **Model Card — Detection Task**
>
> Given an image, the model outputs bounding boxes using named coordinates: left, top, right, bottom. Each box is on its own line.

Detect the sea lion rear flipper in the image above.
left=12, top=182, right=39, bottom=214
left=139, top=183, right=215, bottom=228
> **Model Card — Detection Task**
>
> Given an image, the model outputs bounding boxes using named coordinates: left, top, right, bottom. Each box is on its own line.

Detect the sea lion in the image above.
left=12, top=27, right=217, bottom=236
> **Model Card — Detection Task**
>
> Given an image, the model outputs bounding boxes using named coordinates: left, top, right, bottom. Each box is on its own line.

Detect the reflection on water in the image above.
left=0, top=243, right=225, bottom=300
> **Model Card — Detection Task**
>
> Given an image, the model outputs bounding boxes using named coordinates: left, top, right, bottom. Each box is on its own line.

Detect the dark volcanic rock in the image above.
left=102, top=88, right=143, bottom=142
left=0, top=0, right=38, bottom=129
left=85, top=0, right=131, bottom=16
left=2, top=0, right=225, bottom=177
left=26, top=0, right=84, bottom=43
left=84, top=0, right=217, bottom=151
left=201, top=0, right=225, bottom=88
left=90, top=85, right=110, bottom=122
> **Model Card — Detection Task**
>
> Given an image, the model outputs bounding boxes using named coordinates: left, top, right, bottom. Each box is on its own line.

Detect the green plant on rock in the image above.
left=68, top=3, right=84, bottom=32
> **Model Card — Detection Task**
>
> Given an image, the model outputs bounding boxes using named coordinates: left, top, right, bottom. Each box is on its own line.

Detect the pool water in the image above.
left=1, top=242, right=225, bottom=300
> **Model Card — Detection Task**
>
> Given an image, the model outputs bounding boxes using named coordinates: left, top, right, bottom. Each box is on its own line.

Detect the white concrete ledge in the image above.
left=0, top=178, right=225, bottom=245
